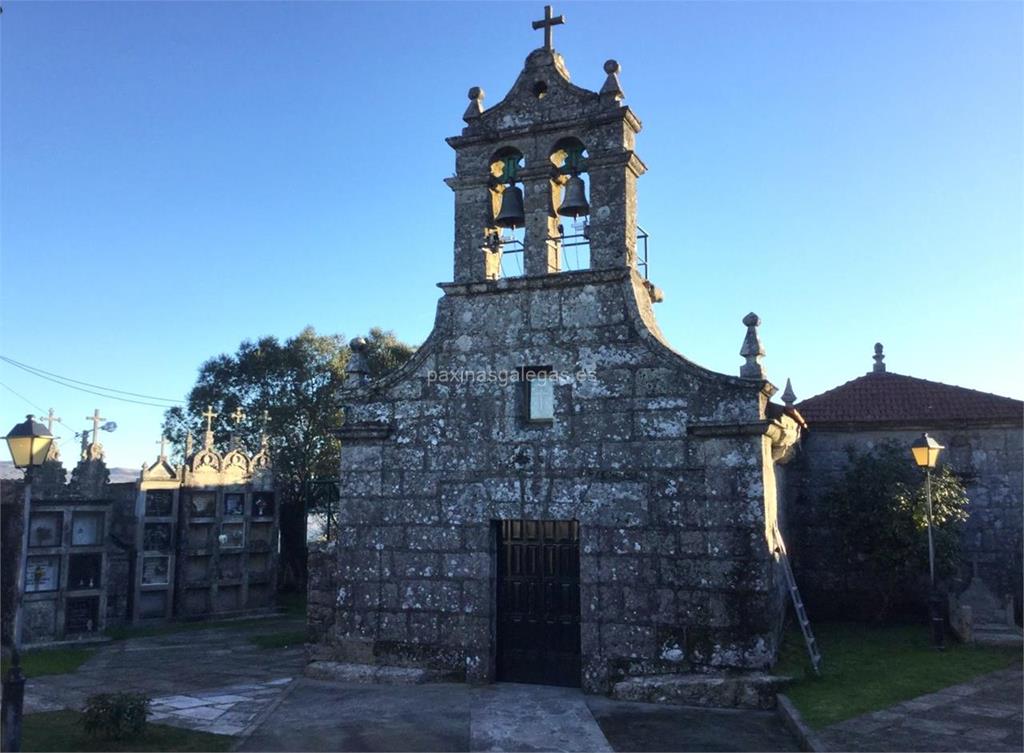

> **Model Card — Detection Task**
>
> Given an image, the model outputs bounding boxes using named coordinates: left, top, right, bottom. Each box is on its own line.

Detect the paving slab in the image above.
left=238, top=678, right=800, bottom=752
left=586, top=695, right=799, bottom=752
left=23, top=617, right=305, bottom=714
left=819, top=668, right=1023, bottom=752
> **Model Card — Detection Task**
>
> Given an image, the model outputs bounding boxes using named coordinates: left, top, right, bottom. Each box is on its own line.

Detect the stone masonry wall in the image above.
left=309, top=269, right=795, bottom=693
left=787, top=425, right=1023, bottom=621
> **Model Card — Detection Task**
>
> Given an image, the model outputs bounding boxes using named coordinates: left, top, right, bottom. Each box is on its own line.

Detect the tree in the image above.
left=824, top=441, right=969, bottom=621
left=163, top=326, right=415, bottom=589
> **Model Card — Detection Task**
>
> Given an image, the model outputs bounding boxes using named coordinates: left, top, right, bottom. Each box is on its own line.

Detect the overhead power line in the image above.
left=0, top=381, right=88, bottom=438
left=0, top=355, right=185, bottom=409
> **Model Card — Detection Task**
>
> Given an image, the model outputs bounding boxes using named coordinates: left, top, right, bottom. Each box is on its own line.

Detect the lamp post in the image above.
left=911, top=432, right=945, bottom=651
left=3, top=415, right=54, bottom=752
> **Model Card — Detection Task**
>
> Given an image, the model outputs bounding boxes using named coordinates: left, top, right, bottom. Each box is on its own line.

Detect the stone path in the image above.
left=24, top=616, right=304, bottom=715
left=818, top=668, right=1023, bottom=752
left=147, top=677, right=294, bottom=737
left=238, top=678, right=799, bottom=752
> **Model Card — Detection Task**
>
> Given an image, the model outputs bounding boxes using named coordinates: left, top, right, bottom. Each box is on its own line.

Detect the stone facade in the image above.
left=788, top=423, right=1023, bottom=620
left=308, top=36, right=801, bottom=694
left=787, top=350, right=1023, bottom=621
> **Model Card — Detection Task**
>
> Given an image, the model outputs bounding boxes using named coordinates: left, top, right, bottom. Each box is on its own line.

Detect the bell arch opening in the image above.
left=549, top=138, right=591, bottom=271
left=488, top=147, right=526, bottom=279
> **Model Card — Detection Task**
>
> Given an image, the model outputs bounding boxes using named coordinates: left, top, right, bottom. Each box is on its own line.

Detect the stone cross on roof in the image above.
left=231, top=407, right=246, bottom=424
left=201, top=405, right=217, bottom=449
left=87, top=409, right=105, bottom=445
left=156, top=436, right=168, bottom=459
left=45, top=408, right=60, bottom=432
left=532, top=5, right=565, bottom=51
left=202, top=405, right=218, bottom=433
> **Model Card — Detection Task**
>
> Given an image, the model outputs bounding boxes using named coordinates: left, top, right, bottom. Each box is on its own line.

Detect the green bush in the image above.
left=80, top=692, right=150, bottom=740
left=825, top=441, right=969, bottom=621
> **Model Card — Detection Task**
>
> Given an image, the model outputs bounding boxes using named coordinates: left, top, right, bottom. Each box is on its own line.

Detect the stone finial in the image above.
left=345, top=336, right=371, bottom=388
left=873, top=342, right=886, bottom=373
left=600, top=59, right=624, bottom=102
left=739, top=312, right=766, bottom=379
left=185, top=431, right=194, bottom=458
left=463, top=87, right=484, bottom=122
left=782, top=378, right=797, bottom=407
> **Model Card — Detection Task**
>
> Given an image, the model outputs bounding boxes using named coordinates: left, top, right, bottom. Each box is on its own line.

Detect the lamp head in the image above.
left=911, top=432, right=944, bottom=469
left=5, top=414, right=55, bottom=469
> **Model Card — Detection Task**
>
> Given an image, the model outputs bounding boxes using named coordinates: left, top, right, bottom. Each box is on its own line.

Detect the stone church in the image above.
left=308, top=12, right=802, bottom=698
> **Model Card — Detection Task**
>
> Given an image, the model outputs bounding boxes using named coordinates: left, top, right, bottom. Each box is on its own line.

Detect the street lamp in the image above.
left=3, top=415, right=54, bottom=752
left=911, top=432, right=945, bottom=650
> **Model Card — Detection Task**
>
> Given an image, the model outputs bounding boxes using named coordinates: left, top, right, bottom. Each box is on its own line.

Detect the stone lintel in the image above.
left=330, top=422, right=392, bottom=442
left=438, top=267, right=631, bottom=296
left=446, top=106, right=642, bottom=152
left=689, top=418, right=787, bottom=439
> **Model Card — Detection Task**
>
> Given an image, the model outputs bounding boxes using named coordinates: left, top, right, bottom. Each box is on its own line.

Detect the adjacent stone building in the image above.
left=788, top=344, right=1023, bottom=623
left=308, top=21, right=802, bottom=697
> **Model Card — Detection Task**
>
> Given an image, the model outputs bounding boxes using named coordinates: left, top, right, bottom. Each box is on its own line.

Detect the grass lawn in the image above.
left=776, top=621, right=1022, bottom=729
left=20, top=710, right=232, bottom=752
left=105, top=614, right=299, bottom=641
left=0, top=647, right=95, bottom=678
left=248, top=629, right=307, bottom=649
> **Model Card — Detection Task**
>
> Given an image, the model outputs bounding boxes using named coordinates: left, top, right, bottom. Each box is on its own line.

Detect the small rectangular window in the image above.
left=521, top=366, right=555, bottom=423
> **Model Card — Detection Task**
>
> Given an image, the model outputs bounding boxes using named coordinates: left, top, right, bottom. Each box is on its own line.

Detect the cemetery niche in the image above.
left=0, top=411, right=280, bottom=645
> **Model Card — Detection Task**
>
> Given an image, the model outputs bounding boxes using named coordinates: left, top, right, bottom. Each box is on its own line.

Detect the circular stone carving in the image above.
left=604, top=59, right=620, bottom=74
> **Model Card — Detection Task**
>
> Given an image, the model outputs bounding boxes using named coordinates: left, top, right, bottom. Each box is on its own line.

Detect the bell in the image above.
left=494, top=183, right=525, bottom=229
left=557, top=174, right=590, bottom=219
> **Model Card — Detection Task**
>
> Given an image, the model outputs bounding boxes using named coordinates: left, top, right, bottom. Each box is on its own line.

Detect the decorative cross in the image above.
left=532, top=5, right=564, bottom=51
left=86, top=409, right=105, bottom=445
left=201, top=405, right=218, bottom=433
left=45, top=408, right=61, bottom=432
left=231, top=407, right=246, bottom=425
left=156, top=436, right=168, bottom=458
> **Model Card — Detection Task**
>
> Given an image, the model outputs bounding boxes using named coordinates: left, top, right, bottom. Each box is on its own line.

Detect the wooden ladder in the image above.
left=773, top=523, right=822, bottom=676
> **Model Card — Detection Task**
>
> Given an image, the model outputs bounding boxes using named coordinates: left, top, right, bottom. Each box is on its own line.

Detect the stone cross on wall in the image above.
left=45, top=408, right=62, bottom=461
left=87, top=409, right=105, bottom=445
left=229, top=407, right=246, bottom=449
left=532, top=5, right=564, bottom=50
left=202, top=405, right=218, bottom=448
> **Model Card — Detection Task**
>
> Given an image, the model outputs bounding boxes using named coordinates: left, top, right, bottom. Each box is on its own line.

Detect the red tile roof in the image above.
left=796, top=371, right=1023, bottom=425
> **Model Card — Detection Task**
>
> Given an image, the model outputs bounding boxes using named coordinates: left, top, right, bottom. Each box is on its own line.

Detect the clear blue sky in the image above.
left=2, top=1, right=1021, bottom=469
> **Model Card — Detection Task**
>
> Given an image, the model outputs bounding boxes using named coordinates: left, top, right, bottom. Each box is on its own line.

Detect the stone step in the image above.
left=973, top=624, right=1024, bottom=647
left=304, top=660, right=460, bottom=685
left=610, top=671, right=790, bottom=710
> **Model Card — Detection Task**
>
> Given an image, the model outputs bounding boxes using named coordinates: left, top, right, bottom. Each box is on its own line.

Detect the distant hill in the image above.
left=0, top=461, right=139, bottom=484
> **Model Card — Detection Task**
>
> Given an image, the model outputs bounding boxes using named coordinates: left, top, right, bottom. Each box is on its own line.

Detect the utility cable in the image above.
left=0, top=356, right=183, bottom=408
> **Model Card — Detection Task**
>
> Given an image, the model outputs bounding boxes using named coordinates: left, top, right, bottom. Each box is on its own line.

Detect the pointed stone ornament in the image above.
left=463, top=87, right=485, bottom=122
left=600, top=59, right=624, bottom=103
left=782, top=378, right=797, bottom=407
left=185, top=431, right=194, bottom=458
left=345, top=337, right=371, bottom=388
left=739, top=312, right=766, bottom=379
left=873, top=342, right=886, bottom=373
